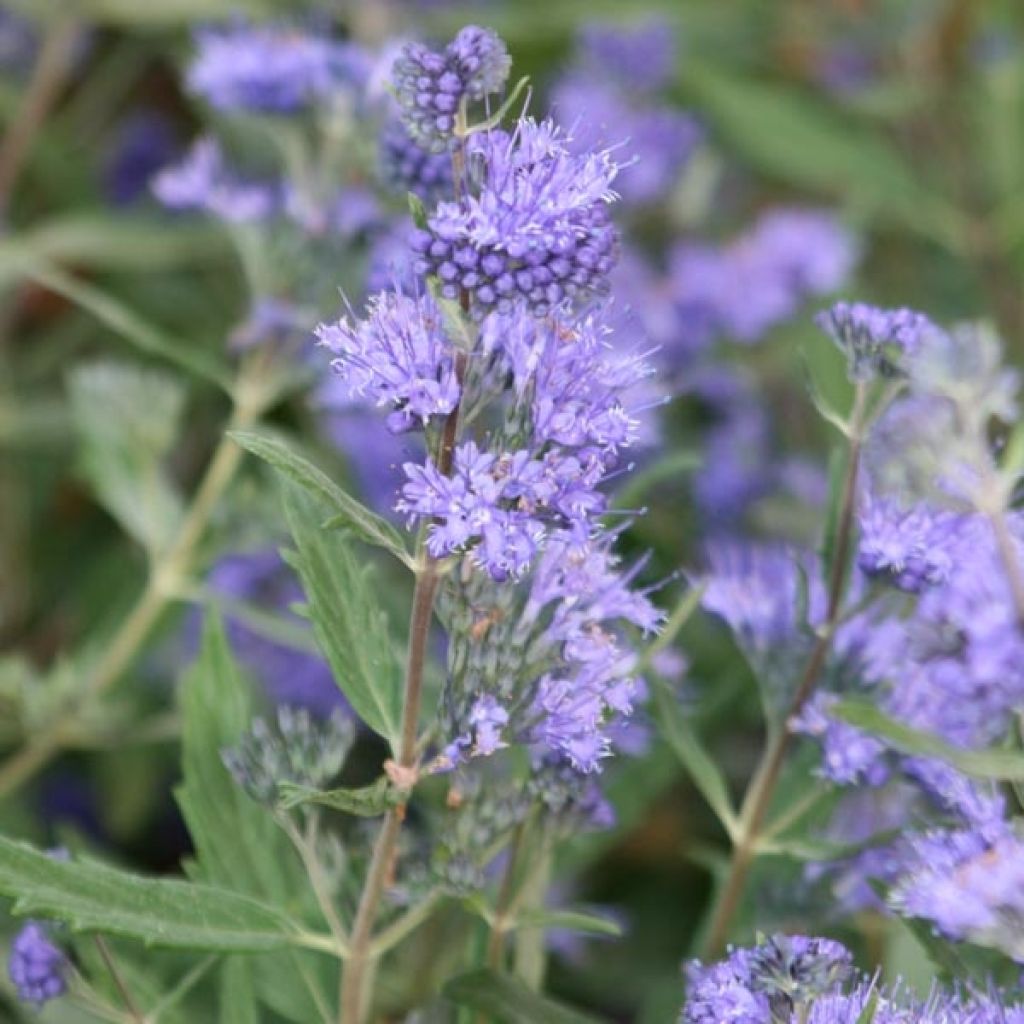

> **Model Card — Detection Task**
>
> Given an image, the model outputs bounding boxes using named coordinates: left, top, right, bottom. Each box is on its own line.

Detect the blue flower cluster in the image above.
left=188, top=21, right=366, bottom=113
left=7, top=922, right=67, bottom=1007
left=392, top=26, right=510, bottom=151
left=313, top=26, right=659, bottom=785
left=411, top=119, right=621, bottom=317
left=682, top=934, right=1024, bottom=1023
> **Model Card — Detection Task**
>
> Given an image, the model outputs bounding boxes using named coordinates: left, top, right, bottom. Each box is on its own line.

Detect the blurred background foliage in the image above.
left=2, top=0, right=1023, bottom=1020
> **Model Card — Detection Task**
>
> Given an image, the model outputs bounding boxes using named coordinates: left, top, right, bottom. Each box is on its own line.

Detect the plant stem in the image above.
left=701, top=385, right=867, bottom=959
left=486, top=821, right=528, bottom=970
left=340, top=556, right=440, bottom=1024
left=986, top=506, right=1024, bottom=629
left=0, top=363, right=271, bottom=800
left=94, top=936, right=144, bottom=1024
left=0, top=16, right=81, bottom=219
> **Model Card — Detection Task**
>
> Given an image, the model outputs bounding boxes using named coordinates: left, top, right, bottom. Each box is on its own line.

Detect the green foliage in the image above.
left=176, top=612, right=336, bottom=1022
left=444, top=968, right=603, bottom=1024
left=231, top=428, right=412, bottom=566
left=278, top=777, right=403, bottom=817
left=833, top=700, right=1024, bottom=780
left=678, top=59, right=965, bottom=247
left=67, top=360, right=186, bottom=556
left=282, top=483, right=405, bottom=748
left=0, top=835, right=301, bottom=951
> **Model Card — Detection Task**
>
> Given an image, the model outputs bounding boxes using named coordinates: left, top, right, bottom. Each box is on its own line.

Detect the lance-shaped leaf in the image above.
left=278, top=777, right=402, bottom=817
left=832, top=700, right=1024, bottom=780
left=0, top=835, right=302, bottom=952
left=230, top=429, right=412, bottom=567
left=68, top=361, right=186, bottom=556
left=444, top=969, right=603, bottom=1024
left=282, top=484, right=404, bottom=748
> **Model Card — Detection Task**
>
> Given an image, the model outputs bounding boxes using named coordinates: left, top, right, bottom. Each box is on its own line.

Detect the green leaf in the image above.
left=68, top=361, right=186, bottom=555
left=177, top=613, right=335, bottom=1023
left=407, top=191, right=428, bottom=230
left=0, top=835, right=300, bottom=952
left=678, top=60, right=964, bottom=247
left=820, top=444, right=847, bottom=589
left=17, top=257, right=230, bottom=387
left=832, top=700, right=1024, bottom=780
left=282, top=484, right=404, bottom=747
left=444, top=969, right=603, bottom=1024
left=513, top=907, right=623, bottom=938
left=1, top=216, right=228, bottom=274
left=278, top=777, right=402, bottom=816
left=219, top=959, right=259, bottom=1024
left=230, top=429, right=411, bottom=566
left=651, top=679, right=737, bottom=837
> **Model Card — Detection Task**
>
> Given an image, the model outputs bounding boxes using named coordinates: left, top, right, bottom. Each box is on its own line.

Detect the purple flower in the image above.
left=857, top=496, right=963, bottom=592
left=152, top=138, right=277, bottom=222
left=576, top=19, right=677, bottom=94
left=671, top=210, right=857, bottom=345
left=551, top=74, right=702, bottom=206
left=8, top=922, right=67, bottom=1007
left=316, top=290, right=460, bottom=434
left=104, top=112, right=178, bottom=206
left=891, top=826, right=1024, bottom=959
left=816, top=301, right=935, bottom=382
left=443, top=694, right=509, bottom=767
left=379, top=118, right=454, bottom=202
left=411, top=118, right=621, bottom=317
left=683, top=935, right=853, bottom=1024
left=392, top=26, right=510, bottom=151
left=699, top=543, right=821, bottom=676
left=188, top=22, right=365, bottom=112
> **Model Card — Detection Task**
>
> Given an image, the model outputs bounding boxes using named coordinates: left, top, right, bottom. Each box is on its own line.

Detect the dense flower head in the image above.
left=188, top=21, right=365, bottom=112
left=443, top=529, right=661, bottom=776
left=700, top=543, right=821, bottom=671
left=8, top=922, right=67, bottom=1007
left=486, top=303, right=652, bottom=453
left=396, top=302, right=647, bottom=578
left=392, top=26, right=511, bottom=151
left=223, top=705, right=354, bottom=805
left=577, top=19, right=677, bottom=94
left=411, top=118, right=621, bottom=317
left=890, top=826, right=1024, bottom=959
left=379, top=117, right=454, bottom=203
left=671, top=210, right=857, bottom=345
left=152, top=137, right=276, bottom=222
left=857, top=495, right=965, bottom=592
left=682, top=934, right=853, bottom=1024
left=682, top=935, right=1024, bottom=1023
left=316, top=289, right=460, bottom=434
left=816, top=302, right=935, bottom=382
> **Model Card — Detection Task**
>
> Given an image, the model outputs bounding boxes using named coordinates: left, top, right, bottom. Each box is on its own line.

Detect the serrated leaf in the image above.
left=231, top=429, right=411, bottom=566
left=832, top=700, right=1024, bottom=780
left=278, top=777, right=401, bottom=816
left=283, top=484, right=404, bottom=748
left=678, top=59, right=964, bottom=246
left=514, top=907, right=622, bottom=938
left=651, top=679, right=737, bottom=838
left=444, top=969, right=602, bottom=1024
left=68, top=361, right=186, bottom=555
left=0, top=835, right=300, bottom=952
left=177, top=614, right=334, bottom=1023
